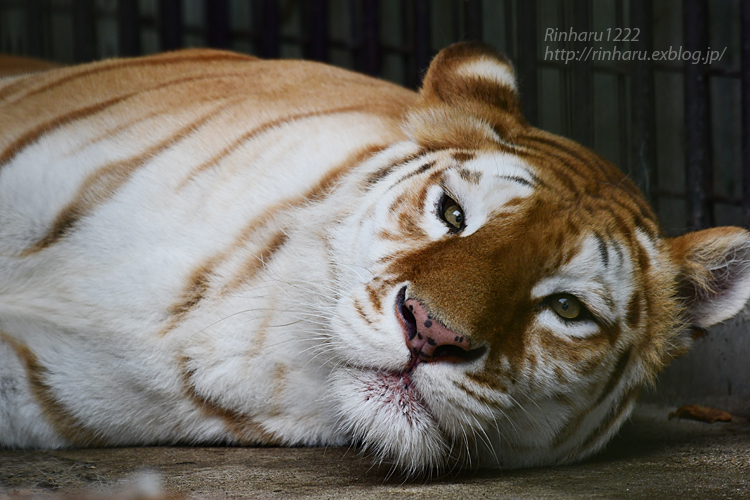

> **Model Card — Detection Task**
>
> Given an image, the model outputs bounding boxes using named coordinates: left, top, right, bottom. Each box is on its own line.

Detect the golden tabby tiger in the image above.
left=1, top=42, right=748, bottom=476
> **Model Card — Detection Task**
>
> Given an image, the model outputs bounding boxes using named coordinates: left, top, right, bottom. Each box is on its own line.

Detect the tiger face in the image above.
left=326, top=43, right=750, bottom=474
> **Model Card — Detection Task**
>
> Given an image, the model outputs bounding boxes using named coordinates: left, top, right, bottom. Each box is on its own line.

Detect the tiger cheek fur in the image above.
left=3, top=42, right=750, bottom=478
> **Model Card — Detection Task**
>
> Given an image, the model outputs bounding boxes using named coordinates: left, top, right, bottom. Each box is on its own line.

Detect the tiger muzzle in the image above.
left=396, top=287, right=487, bottom=365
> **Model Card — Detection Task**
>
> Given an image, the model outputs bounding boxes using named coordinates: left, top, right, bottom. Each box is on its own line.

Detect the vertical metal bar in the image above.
left=630, top=0, right=657, bottom=204
left=206, top=0, right=230, bottom=49
left=25, top=0, right=45, bottom=58
left=570, top=0, right=593, bottom=147
left=516, top=0, right=538, bottom=125
left=360, top=0, right=380, bottom=75
left=683, top=0, right=713, bottom=230
left=742, top=0, right=750, bottom=228
left=412, top=0, right=431, bottom=86
left=463, top=0, right=483, bottom=41
left=253, top=0, right=279, bottom=58
left=400, top=0, right=412, bottom=87
left=73, top=0, right=96, bottom=63
left=304, top=0, right=328, bottom=62
left=118, top=0, right=141, bottom=57
left=505, top=0, right=514, bottom=57
left=159, top=0, right=183, bottom=51
left=615, top=0, right=628, bottom=171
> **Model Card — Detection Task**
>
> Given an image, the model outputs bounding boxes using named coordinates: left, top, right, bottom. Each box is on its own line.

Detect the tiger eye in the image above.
left=550, top=294, right=582, bottom=320
left=442, top=203, right=464, bottom=230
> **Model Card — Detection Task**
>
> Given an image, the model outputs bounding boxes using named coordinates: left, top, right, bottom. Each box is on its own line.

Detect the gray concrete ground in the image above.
left=1, top=404, right=749, bottom=500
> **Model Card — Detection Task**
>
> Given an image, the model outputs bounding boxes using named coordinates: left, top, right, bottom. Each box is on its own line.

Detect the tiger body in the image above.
left=1, top=44, right=749, bottom=475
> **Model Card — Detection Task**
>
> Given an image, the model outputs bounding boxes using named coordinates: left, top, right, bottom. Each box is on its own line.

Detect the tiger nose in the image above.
left=401, top=298, right=470, bottom=361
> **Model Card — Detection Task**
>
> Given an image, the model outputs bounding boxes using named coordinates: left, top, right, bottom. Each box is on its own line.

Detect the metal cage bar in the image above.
left=118, top=0, right=141, bottom=57
left=683, top=0, right=713, bottom=230
left=412, top=0, right=432, bottom=87
left=303, top=0, right=328, bottom=62
left=570, top=0, right=593, bottom=148
left=463, top=0, right=483, bottom=41
left=743, top=0, right=750, bottom=229
left=206, top=0, right=230, bottom=49
left=159, top=0, right=183, bottom=51
left=25, top=0, right=45, bottom=58
left=630, top=0, right=657, bottom=204
left=252, top=0, right=279, bottom=59
left=357, top=0, right=380, bottom=75
left=73, top=0, right=96, bottom=63
left=515, top=0, right=538, bottom=125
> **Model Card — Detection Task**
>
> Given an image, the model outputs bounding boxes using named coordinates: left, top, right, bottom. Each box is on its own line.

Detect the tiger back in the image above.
left=1, top=42, right=749, bottom=476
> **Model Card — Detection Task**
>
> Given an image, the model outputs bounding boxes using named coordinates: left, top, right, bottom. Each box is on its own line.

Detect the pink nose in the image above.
left=402, top=298, right=471, bottom=362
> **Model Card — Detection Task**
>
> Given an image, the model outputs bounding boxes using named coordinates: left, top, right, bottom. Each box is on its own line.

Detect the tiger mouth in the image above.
left=364, top=286, right=491, bottom=415
left=372, top=370, right=419, bottom=403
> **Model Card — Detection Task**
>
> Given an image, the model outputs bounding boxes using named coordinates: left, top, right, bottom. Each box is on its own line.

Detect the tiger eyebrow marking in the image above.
left=491, top=160, right=542, bottom=188
left=457, top=168, right=482, bottom=184
left=388, top=160, right=437, bottom=189
left=451, top=151, right=475, bottom=163
left=364, top=149, right=427, bottom=187
left=493, top=174, right=535, bottom=188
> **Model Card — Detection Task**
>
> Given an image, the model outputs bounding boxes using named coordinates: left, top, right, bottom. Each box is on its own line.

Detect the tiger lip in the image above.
left=395, top=286, right=421, bottom=372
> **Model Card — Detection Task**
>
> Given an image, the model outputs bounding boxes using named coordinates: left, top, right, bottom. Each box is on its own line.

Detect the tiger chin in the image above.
left=1, top=42, right=749, bottom=478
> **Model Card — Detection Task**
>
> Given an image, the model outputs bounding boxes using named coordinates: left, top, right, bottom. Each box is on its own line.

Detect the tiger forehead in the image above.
left=427, top=149, right=540, bottom=188
left=512, top=131, right=658, bottom=232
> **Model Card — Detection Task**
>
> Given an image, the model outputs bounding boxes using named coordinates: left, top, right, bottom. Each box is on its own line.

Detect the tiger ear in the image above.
left=404, top=42, right=526, bottom=150
left=670, top=227, right=750, bottom=328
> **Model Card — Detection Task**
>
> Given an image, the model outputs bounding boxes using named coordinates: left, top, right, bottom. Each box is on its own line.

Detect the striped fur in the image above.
left=1, top=43, right=750, bottom=476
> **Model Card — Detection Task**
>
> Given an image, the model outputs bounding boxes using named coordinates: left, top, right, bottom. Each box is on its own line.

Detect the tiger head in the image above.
left=327, top=43, right=750, bottom=475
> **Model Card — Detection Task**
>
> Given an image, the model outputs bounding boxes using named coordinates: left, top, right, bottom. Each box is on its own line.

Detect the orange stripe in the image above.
left=165, top=262, right=214, bottom=329
left=364, top=149, right=426, bottom=188
left=579, top=387, right=639, bottom=452
left=389, top=161, right=437, bottom=189
left=0, top=331, right=103, bottom=446
left=366, top=281, right=383, bottom=314
left=0, top=93, right=133, bottom=168
left=21, top=97, right=244, bottom=255
left=70, top=72, right=252, bottom=154
left=159, top=142, right=389, bottom=336
left=354, top=298, right=373, bottom=325
left=552, top=351, right=633, bottom=449
left=180, top=356, right=282, bottom=446
left=0, top=50, right=253, bottom=103
left=0, top=72, right=248, bottom=169
left=518, top=134, right=657, bottom=230
left=594, top=349, right=632, bottom=406
left=223, top=231, right=289, bottom=293
left=452, top=380, right=499, bottom=407
left=177, top=105, right=378, bottom=190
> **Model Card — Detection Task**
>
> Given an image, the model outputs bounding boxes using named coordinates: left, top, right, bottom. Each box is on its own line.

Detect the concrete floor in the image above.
left=1, top=404, right=749, bottom=500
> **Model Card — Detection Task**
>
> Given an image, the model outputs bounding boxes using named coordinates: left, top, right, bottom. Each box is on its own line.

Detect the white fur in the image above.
left=457, top=58, right=519, bottom=92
